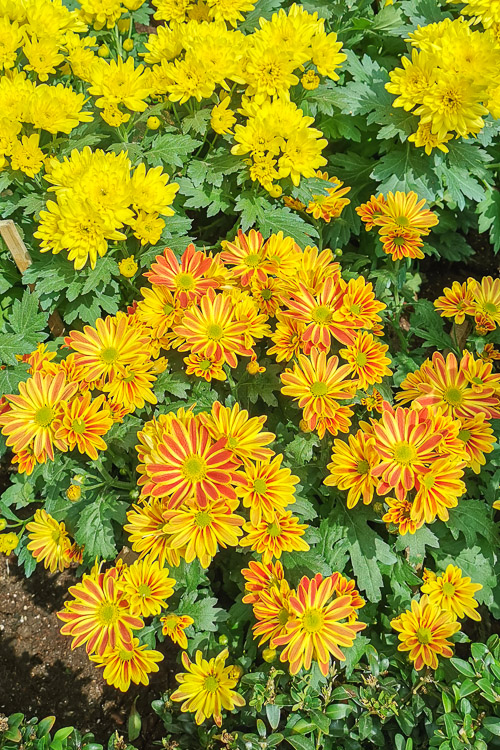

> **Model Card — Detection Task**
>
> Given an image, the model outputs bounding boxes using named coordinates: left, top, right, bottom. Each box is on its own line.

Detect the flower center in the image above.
left=51, top=529, right=63, bottom=543
left=416, top=626, right=432, bottom=644
left=442, top=582, right=455, bottom=596
left=226, top=436, right=239, bottom=449
left=71, top=418, right=87, bottom=435
left=163, top=303, right=174, bottom=315
left=277, top=607, right=290, bottom=627
left=395, top=215, right=409, bottom=227
left=163, top=614, right=180, bottom=629
left=354, top=351, right=368, bottom=367
left=137, top=583, right=152, bottom=598
left=444, top=386, right=464, bottom=406
left=302, top=607, right=325, bottom=633
left=267, top=521, right=281, bottom=538
left=176, top=273, right=195, bottom=290
left=118, top=649, right=134, bottom=661
left=310, top=381, right=328, bottom=397
left=458, top=429, right=471, bottom=443
left=357, top=459, right=370, bottom=475
left=244, top=253, right=261, bottom=267
left=97, top=602, right=119, bottom=625
left=101, top=346, right=119, bottom=364
left=483, top=301, right=498, bottom=314
left=393, top=237, right=406, bottom=247
left=35, top=405, right=55, bottom=427
left=181, top=455, right=207, bottom=482
left=261, top=289, right=273, bottom=300
left=194, top=511, right=212, bottom=528
left=199, top=358, right=212, bottom=371
left=311, top=305, right=332, bottom=324
left=393, top=441, right=417, bottom=465
left=203, top=674, right=220, bottom=693
left=253, top=478, right=268, bottom=494
left=206, top=323, right=224, bottom=340
left=420, top=473, right=436, bottom=490
left=349, top=304, right=361, bottom=315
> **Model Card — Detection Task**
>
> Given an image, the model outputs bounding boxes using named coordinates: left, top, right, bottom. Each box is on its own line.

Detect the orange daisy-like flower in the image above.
left=333, top=574, right=365, bottom=622
left=306, top=173, right=351, bottom=223
left=55, top=393, right=113, bottom=461
left=241, top=560, right=285, bottom=605
left=267, top=313, right=307, bottom=362
left=434, top=281, right=476, bottom=325
left=121, top=555, right=176, bottom=617
left=58, top=565, right=144, bottom=656
left=221, top=229, right=268, bottom=287
left=161, top=612, right=194, bottom=649
left=19, top=343, right=58, bottom=375
left=64, top=313, right=149, bottom=383
left=461, top=351, right=500, bottom=396
left=263, top=231, right=302, bottom=279
left=146, top=417, right=241, bottom=508
left=379, top=226, right=424, bottom=261
left=274, top=573, right=366, bottom=676
left=174, top=289, right=252, bottom=368
left=421, top=564, right=482, bottom=622
left=382, top=496, right=423, bottom=535
left=339, top=331, right=392, bottom=389
left=295, top=246, right=342, bottom=295
left=250, top=275, right=288, bottom=316
left=391, top=595, right=460, bottom=671
left=471, top=275, right=500, bottom=328
left=237, top=455, right=299, bottom=525
left=124, top=499, right=181, bottom=568
left=375, top=191, right=439, bottom=235
left=312, top=405, right=354, bottom=439
left=371, top=405, right=442, bottom=500
left=338, top=277, right=386, bottom=331
left=102, top=360, right=158, bottom=410
left=324, top=430, right=380, bottom=509
left=361, top=389, right=384, bottom=413
left=12, top=445, right=46, bottom=476
left=144, top=244, right=218, bottom=307
left=136, top=285, right=183, bottom=339
left=240, top=510, right=309, bottom=563
left=252, top=579, right=293, bottom=647
left=26, top=509, right=72, bottom=573
left=163, top=496, right=245, bottom=568
left=199, top=401, right=275, bottom=466
left=184, top=352, right=227, bottom=382
left=280, top=348, right=357, bottom=430
left=479, top=343, right=500, bottom=363
left=282, top=276, right=352, bottom=351
left=412, top=458, right=466, bottom=525
left=90, top=637, right=164, bottom=692
left=400, top=352, right=500, bottom=421
left=355, top=194, right=387, bottom=230
left=457, top=413, right=496, bottom=474
left=0, top=372, right=78, bottom=460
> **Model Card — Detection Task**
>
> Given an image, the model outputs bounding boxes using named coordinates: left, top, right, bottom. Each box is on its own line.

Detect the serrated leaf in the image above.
left=177, top=591, right=226, bottom=631
left=81, top=256, right=119, bottom=295
left=448, top=499, right=498, bottom=546
left=395, top=525, right=439, bottom=565
left=370, top=145, right=440, bottom=200
left=147, top=133, right=201, bottom=170
left=477, top=189, right=500, bottom=253
left=181, top=108, right=211, bottom=136
left=0, top=362, right=30, bottom=395
left=154, top=370, right=191, bottom=400
left=285, top=434, right=320, bottom=466
left=16, top=536, right=37, bottom=578
left=16, top=193, right=47, bottom=216
left=74, top=497, right=119, bottom=562
left=0, top=292, right=48, bottom=365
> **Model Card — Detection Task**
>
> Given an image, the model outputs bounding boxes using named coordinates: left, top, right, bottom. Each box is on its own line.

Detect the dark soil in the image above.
left=0, top=553, right=178, bottom=747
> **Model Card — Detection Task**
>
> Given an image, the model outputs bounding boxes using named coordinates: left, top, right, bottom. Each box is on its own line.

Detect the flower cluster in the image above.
left=0, top=313, right=168, bottom=473
left=386, top=17, right=500, bottom=151
left=325, top=349, right=499, bottom=533
left=34, top=147, right=179, bottom=269
left=125, top=401, right=308, bottom=569
left=434, top=275, right=500, bottom=335
left=243, top=561, right=366, bottom=676
left=356, top=190, right=439, bottom=261
left=392, top=564, right=482, bottom=670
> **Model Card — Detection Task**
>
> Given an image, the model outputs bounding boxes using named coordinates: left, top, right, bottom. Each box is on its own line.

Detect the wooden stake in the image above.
left=0, top=219, right=65, bottom=338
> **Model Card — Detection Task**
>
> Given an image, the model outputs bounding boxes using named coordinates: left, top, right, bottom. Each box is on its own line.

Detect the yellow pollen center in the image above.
left=393, top=441, right=417, bottom=465
left=349, top=304, right=361, bottom=315
left=442, top=582, right=455, bottom=596
left=163, top=614, right=180, bottom=629
left=393, top=237, right=406, bottom=247
left=101, top=346, right=119, bottom=364
left=458, top=429, right=471, bottom=443
left=194, top=510, right=212, bottom=528
left=267, top=521, right=281, bottom=537
left=354, top=351, right=368, bottom=367
left=421, top=473, right=436, bottom=490
left=483, top=301, right=497, bottom=314
left=176, top=273, right=195, bottom=291
left=71, top=418, right=87, bottom=435
left=244, top=253, right=260, bottom=267
left=395, top=215, right=410, bottom=226
left=203, top=674, right=220, bottom=693
left=310, top=381, right=328, bottom=397
left=416, top=626, right=432, bottom=644
left=35, top=406, right=55, bottom=427
left=97, top=602, right=119, bottom=625
left=357, top=459, right=370, bottom=475
left=261, top=289, right=273, bottom=300
left=137, top=583, right=152, bottom=598
left=118, top=649, right=134, bottom=661
left=253, top=478, right=268, bottom=494
left=181, top=454, right=207, bottom=482
left=302, top=607, right=325, bottom=633
left=444, top=386, right=464, bottom=406
left=51, top=528, right=63, bottom=543
left=471, top=376, right=483, bottom=385
left=227, top=436, right=238, bottom=449
left=206, top=323, right=224, bottom=340
left=277, top=607, right=290, bottom=627
left=199, top=359, right=212, bottom=371
left=311, top=305, right=332, bottom=324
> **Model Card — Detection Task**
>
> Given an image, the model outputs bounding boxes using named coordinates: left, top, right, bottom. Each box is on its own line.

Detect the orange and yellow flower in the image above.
left=237, top=455, right=299, bottom=525
left=124, top=499, right=181, bottom=568
left=338, top=277, right=386, bottom=331
left=383, top=496, right=423, bottom=535
left=144, top=244, right=218, bottom=307
left=421, top=565, right=482, bottom=621
left=221, top=229, right=268, bottom=287
left=412, top=458, right=466, bottom=524
left=26, top=509, right=72, bottom=573
left=379, top=226, right=425, bottom=261
left=375, top=191, right=438, bottom=235
left=274, top=573, right=366, bottom=676
left=339, top=331, right=392, bottom=389
left=457, top=413, right=496, bottom=473
left=90, top=637, right=163, bottom=692
left=282, top=276, right=351, bottom=351
left=241, top=510, right=309, bottom=563
left=355, top=194, right=387, bottom=230
left=171, top=649, right=245, bottom=727
left=306, top=173, right=351, bottom=223
left=252, top=579, right=293, bottom=647
left=391, top=595, right=460, bottom=670
left=241, top=559, right=285, bottom=605
left=161, top=613, right=194, bottom=649
left=434, top=281, right=476, bottom=325
left=184, top=352, right=227, bottom=381
left=267, top=313, right=307, bottom=362
left=121, top=555, right=176, bottom=617
left=102, top=360, right=158, bottom=410
left=470, top=275, right=500, bottom=329
left=199, top=401, right=275, bottom=466
left=55, top=393, right=113, bottom=460
left=324, top=430, right=380, bottom=509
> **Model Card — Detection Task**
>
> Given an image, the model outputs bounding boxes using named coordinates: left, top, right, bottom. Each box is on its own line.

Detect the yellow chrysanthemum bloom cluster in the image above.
left=34, top=147, right=179, bottom=269
left=391, top=565, right=482, bottom=671
left=434, top=275, right=500, bottom=335
left=386, top=17, right=500, bottom=151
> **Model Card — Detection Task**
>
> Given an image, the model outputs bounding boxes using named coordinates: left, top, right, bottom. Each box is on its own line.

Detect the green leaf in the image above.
left=0, top=291, right=48, bottom=365
left=23, top=253, right=75, bottom=298
left=483, top=717, right=500, bottom=737
left=147, top=133, right=202, bottom=170
left=177, top=591, right=226, bottom=631
left=181, top=108, right=211, bottom=136
left=477, top=189, right=500, bottom=253
left=285, top=434, right=320, bottom=467
left=448, top=499, right=498, bottom=547
left=74, top=497, right=120, bottom=562
left=154, top=370, right=191, bottom=400
left=0, top=361, right=30, bottom=394
left=450, top=658, right=476, bottom=679
left=370, top=145, right=441, bottom=201
left=286, top=736, right=315, bottom=750
left=80, top=256, right=119, bottom=295
left=17, top=193, right=47, bottom=216
left=343, top=635, right=370, bottom=679
left=316, top=516, right=350, bottom=572
left=16, top=536, right=37, bottom=578
left=395, top=525, right=439, bottom=565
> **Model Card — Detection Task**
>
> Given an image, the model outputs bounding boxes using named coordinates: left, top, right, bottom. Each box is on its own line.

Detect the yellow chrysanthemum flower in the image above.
left=421, top=564, right=482, bottom=621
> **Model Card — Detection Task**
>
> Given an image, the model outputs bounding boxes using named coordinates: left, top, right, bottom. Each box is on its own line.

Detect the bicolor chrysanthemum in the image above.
left=90, top=638, right=163, bottom=692
left=391, top=595, right=460, bottom=670
left=144, top=244, right=218, bottom=307
left=121, top=555, right=176, bottom=617
left=240, top=510, right=309, bottom=563
left=199, top=401, right=275, bottom=466
left=161, top=613, right=194, bottom=649
left=324, top=430, right=380, bottom=509
left=237, top=455, right=299, bottom=524
left=26, top=509, right=72, bottom=573
left=421, top=564, right=482, bottom=621
left=55, top=393, right=113, bottom=460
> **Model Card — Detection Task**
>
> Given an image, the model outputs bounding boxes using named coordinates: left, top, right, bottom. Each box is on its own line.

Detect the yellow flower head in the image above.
left=421, top=564, right=482, bottom=621
left=119, top=256, right=139, bottom=277
left=26, top=509, right=72, bottom=573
